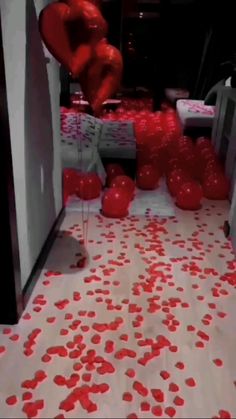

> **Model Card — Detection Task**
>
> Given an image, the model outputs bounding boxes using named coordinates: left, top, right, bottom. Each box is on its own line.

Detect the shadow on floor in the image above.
left=44, top=231, right=90, bottom=275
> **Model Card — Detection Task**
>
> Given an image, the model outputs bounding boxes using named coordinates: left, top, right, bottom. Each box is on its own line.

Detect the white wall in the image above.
left=0, top=0, right=62, bottom=288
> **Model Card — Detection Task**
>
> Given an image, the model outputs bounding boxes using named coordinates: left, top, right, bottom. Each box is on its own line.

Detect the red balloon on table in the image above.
left=102, top=187, right=131, bottom=218
left=77, top=173, right=102, bottom=200
left=136, top=164, right=160, bottom=190
left=167, top=168, right=191, bottom=197
left=106, top=163, right=125, bottom=186
left=176, top=181, right=203, bottom=210
left=110, top=175, right=135, bottom=200
left=202, top=172, right=230, bottom=200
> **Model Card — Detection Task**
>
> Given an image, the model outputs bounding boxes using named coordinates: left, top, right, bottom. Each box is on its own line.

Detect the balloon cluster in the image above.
left=102, top=103, right=230, bottom=210
left=62, top=99, right=230, bottom=213
left=63, top=169, right=102, bottom=204
left=39, top=0, right=123, bottom=116
left=150, top=135, right=230, bottom=210
left=63, top=136, right=230, bottom=215
left=63, top=165, right=134, bottom=218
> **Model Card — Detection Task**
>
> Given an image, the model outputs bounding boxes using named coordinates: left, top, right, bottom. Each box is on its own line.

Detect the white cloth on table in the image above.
left=61, top=112, right=106, bottom=185
left=98, top=120, right=136, bottom=159
left=176, top=99, right=215, bottom=129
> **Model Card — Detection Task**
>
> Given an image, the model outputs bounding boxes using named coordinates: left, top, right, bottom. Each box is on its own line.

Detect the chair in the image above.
left=176, top=77, right=232, bottom=138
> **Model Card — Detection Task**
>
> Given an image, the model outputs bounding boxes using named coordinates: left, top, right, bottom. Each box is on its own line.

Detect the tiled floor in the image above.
left=0, top=199, right=236, bottom=419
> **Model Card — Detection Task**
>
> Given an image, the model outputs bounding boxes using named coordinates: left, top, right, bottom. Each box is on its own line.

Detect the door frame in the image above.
left=0, top=10, right=23, bottom=324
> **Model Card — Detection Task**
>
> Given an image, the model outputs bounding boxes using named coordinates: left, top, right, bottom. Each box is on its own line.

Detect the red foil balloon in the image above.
left=77, top=173, right=102, bottom=200
left=82, top=0, right=102, bottom=8
left=110, top=175, right=135, bottom=200
left=167, top=168, right=191, bottom=197
left=80, top=39, right=123, bottom=116
left=176, top=181, right=203, bottom=210
left=102, top=187, right=131, bottom=218
left=136, top=164, right=160, bottom=190
left=106, top=164, right=125, bottom=186
left=39, top=0, right=107, bottom=78
left=203, top=173, right=230, bottom=200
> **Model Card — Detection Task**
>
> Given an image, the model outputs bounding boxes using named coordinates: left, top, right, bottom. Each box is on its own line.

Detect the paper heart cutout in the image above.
left=80, top=39, right=123, bottom=115
left=39, top=0, right=107, bottom=77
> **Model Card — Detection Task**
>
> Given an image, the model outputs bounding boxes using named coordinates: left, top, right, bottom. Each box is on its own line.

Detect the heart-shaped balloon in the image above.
left=39, top=0, right=107, bottom=77
left=79, top=39, right=123, bottom=116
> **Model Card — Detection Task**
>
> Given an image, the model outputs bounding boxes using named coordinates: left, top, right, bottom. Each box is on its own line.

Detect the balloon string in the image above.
left=77, top=111, right=90, bottom=249
left=77, top=112, right=85, bottom=247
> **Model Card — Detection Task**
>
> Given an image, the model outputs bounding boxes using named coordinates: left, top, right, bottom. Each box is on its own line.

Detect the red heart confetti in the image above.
left=213, top=359, right=223, bottom=367
left=151, top=389, right=165, bottom=403
left=174, top=396, right=185, bottom=406
left=165, top=406, right=176, bottom=417
left=152, top=405, right=163, bottom=417
left=141, top=402, right=150, bottom=411
left=123, top=392, right=133, bottom=402
left=160, top=370, right=170, bottom=380
left=6, top=395, right=18, bottom=406
left=169, top=383, right=179, bottom=392
left=185, top=378, right=196, bottom=387
left=133, top=381, right=149, bottom=397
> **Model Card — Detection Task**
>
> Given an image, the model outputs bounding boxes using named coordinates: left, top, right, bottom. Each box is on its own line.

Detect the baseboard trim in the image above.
left=23, top=207, right=65, bottom=306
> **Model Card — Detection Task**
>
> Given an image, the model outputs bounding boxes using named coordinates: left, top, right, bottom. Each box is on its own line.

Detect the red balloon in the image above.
left=177, top=136, right=193, bottom=147
left=63, top=169, right=81, bottom=203
left=154, top=146, right=170, bottom=174
left=166, top=157, right=183, bottom=175
left=167, top=168, right=191, bottom=197
left=203, top=159, right=222, bottom=176
left=77, top=173, right=102, bottom=200
left=196, top=137, right=212, bottom=151
left=136, top=164, right=160, bottom=190
left=176, top=181, right=203, bottom=210
left=181, top=152, right=198, bottom=178
left=110, top=175, right=135, bottom=200
left=102, top=187, right=131, bottom=218
left=177, top=142, right=194, bottom=157
left=203, top=173, right=230, bottom=200
left=106, top=164, right=125, bottom=186
left=199, top=147, right=215, bottom=161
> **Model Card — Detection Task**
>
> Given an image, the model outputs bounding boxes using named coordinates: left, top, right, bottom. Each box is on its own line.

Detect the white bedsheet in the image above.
left=176, top=99, right=215, bottom=129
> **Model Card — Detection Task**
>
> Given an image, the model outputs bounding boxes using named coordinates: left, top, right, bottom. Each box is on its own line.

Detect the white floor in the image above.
left=0, top=200, right=236, bottom=419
